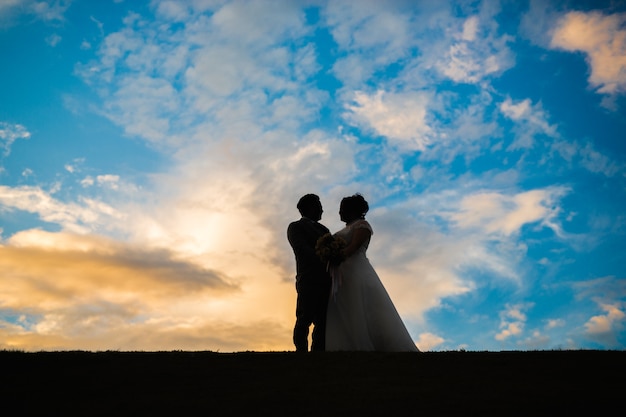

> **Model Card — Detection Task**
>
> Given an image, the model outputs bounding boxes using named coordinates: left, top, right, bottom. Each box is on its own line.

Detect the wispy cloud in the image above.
left=324, top=0, right=416, bottom=87
left=0, top=0, right=71, bottom=26
left=30, top=0, right=72, bottom=22
left=0, top=122, right=30, bottom=156
left=449, top=187, right=569, bottom=238
left=500, top=98, right=558, bottom=150
left=434, top=13, right=514, bottom=84
left=45, top=32, right=61, bottom=46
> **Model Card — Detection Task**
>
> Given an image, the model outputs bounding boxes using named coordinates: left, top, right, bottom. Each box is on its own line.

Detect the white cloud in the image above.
left=325, top=1, right=514, bottom=88
left=210, top=0, right=306, bottom=47
left=0, top=121, right=30, bottom=156
left=362, top=186, right=547, bottom=318
left=546, top=318, right=565, bottom=329
left=96, top=174, right=120, bottom=190
left=550, top=11, right=626, bottom=95
left=320, top=1, right=517, bottom=170
left=422, top=90, right=500, bottom=164
left=105, top=75, right=181, bottom=146
left=80, top=176, right=94, bottom=187
left=461, top=16, right=480, bottom=41
left=585, top=311, right=611, bottom=334
left=495, top=303, right=533, bottom=341
left=324, top=0, right=415, bottom=88
left=550, top=139, right=622, bottom=177
left=500, top=98, right=558, bottom=149
left=0, top=0, right=28, bottom=26
left=519, top=0, right=560, bottom=47
left=579, top=142, right=621, bottom=177
left=449, top=187, right=569, bottom=238
left=185, top=45, right=268, bottom=97
left=45, top=33, right=61, bottom=47
left=416, top=332, right=445, bottom=351
left=324, top=0, right=412, bottom=56
left=0, top=0, right=71, bottom=26
left=344, top=90, right=433, bottom=150
left=0, top=0, right=24, bottom=14
left=435, top=12, right=514, bottom=84
left=366, top=210, right=474, bottom=317
left=0, top=185, right=124, bottom=233
left=495, top=322, right=523, bottom=341
left=584, top=301, right=626, bottom=348
left=30, top=0, right=71, bottom=22
left=154, top=0, right=191, bottom=21
left=572, top=276, right=626, bottom=346
left=63, top=158, right=85, bottom=174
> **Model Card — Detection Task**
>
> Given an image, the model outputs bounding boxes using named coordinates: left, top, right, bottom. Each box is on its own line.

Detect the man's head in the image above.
left=297, top=194, right=323, bottom=221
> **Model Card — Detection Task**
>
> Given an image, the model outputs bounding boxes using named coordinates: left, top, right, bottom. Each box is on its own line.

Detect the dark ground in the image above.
left=2, top=350, right=624, bottom=416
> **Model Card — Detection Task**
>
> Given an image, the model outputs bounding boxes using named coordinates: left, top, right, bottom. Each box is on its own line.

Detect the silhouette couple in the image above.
left=287, top=193, right=419, bottom=353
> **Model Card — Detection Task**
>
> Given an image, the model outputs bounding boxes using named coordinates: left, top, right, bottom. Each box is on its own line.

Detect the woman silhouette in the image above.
left=325, top=194, right=419, bottom=352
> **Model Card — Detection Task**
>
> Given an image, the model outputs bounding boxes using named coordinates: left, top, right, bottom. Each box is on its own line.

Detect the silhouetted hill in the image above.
left=2, top=350, right=623, bottom=416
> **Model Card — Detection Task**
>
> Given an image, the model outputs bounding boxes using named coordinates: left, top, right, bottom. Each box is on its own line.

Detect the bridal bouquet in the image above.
left=315, top=233, right=347, bottom=265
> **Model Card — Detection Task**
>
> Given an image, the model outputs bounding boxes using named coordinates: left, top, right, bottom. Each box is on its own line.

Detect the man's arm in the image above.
left=287, top=221, right=322, bottom=267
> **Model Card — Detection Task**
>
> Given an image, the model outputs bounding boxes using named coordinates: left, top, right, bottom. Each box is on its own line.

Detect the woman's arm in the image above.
left=342, top=226, right=371, bottom=258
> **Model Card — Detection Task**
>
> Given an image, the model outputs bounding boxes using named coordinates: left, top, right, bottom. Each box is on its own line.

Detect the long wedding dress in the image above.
left=325, top=220, right=419, bottom=352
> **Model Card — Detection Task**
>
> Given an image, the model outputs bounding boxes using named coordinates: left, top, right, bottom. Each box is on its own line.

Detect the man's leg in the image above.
left=294, top=281, right=313, bottom=352
left=293, top=315, right=311, bottom=352
left=310, top=284, right=330, bottom=352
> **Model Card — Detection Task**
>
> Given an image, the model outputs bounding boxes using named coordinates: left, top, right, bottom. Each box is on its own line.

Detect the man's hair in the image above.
left=297, top=194, right=320, bottom=215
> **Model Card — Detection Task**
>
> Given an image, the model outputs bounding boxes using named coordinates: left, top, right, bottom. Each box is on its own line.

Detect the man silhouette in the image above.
left=287, top=194, right=332, bottom=352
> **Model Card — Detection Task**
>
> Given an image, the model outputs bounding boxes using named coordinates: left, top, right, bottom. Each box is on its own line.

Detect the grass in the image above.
left=2, top=350, right=624, bottom=416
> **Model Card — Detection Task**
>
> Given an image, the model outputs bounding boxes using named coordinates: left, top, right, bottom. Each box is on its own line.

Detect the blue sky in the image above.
left=0, top=0, right=624, bottom=352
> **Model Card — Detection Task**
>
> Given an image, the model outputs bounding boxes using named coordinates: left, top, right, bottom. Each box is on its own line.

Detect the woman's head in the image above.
left=339, top=193, right=369, bottom=223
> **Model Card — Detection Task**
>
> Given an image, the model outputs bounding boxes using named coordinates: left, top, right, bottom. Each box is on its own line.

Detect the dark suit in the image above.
left=287, top=217, right=332, bottom=352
